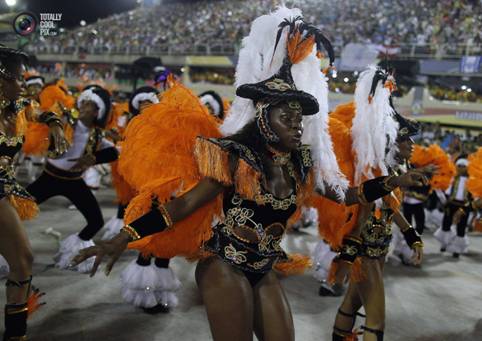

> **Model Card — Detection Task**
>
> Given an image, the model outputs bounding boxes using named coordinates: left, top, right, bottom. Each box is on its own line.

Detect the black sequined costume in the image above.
left=0, top=132, right=35, bottom=203
left=202, top=137, right=312, bottom=282
left=359, top=204, right=395, bottom=259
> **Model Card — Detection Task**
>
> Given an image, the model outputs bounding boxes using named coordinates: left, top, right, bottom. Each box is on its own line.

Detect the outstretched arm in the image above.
left=319, top=169, right=428, bottom=206
left=72, top=177, right=225, bottom=276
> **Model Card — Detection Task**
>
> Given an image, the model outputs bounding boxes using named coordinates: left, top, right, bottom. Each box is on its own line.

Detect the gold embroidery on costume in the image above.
left=224, top=244, right=248, bottom=264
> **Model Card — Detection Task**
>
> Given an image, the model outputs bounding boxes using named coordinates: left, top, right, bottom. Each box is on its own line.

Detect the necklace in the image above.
left=265, top=144, right=291, bottom=166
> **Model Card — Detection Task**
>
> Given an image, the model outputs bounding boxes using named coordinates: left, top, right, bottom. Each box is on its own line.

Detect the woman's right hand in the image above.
left=71, top=231, right=131, bottom=277
left=390, top=169, right=428, bottom=188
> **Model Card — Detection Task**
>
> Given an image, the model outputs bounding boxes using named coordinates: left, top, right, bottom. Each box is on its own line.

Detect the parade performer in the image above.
left=324, top=69, right=424, bottom=341
left=26, top=85, right=119, bottom=273
left=392, top=143, right=455, bottom=265
left=434, top=156, right=475, bottom=257
left=0, top=45, right=67, bottom=340
left=73, top=8, right=425, bottom=341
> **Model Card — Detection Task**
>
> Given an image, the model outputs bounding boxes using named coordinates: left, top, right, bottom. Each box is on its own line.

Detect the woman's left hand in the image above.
left=49, top=124, right=69, bottom=156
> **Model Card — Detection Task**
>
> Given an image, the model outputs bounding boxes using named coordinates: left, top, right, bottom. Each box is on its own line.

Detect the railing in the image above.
left=27, top=42, right=237, bottom=57
left=27, top=42, right=480, bottom=59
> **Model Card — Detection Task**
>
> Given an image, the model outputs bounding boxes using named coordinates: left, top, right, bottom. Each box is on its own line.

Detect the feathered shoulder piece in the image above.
left=120, top=80, right=223, bottom=259
left=467, top=147, right=482, bottom=198
left=410, top=144, right=456, bottom=191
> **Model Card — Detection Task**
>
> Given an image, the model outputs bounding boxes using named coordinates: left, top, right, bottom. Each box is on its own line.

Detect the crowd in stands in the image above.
left=429, top=85, right=481, bottom=103
left=27, top=0, right=481, bottom=56
left=418, top=122, right=481, bottom=155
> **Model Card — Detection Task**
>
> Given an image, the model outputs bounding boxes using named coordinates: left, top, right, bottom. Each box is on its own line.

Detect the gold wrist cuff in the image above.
left=122, top=224, right=141, bottom=241
left=158, top=204, right=173, bottom=227
left=412, top=241, right=424, bottom=248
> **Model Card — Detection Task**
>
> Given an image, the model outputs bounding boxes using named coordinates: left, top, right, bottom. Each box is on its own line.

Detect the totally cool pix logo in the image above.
left=12, top=12, right=37, bottom=36
left=13, top=12, right=62, bottom=37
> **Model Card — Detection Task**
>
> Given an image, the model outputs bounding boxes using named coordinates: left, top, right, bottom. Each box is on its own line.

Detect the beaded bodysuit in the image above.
left=0, top=131, right=34, bottom=202
left=201, top=137, right=313, bottom=274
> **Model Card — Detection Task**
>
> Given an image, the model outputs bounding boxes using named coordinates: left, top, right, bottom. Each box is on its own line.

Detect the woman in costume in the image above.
left=0, top=46, right=67, bottom=340
left=26, top=85, right=119, bottom=273
left=323, top=70, right=424, bottom=340
left=73, top=8, right=425, bottom=341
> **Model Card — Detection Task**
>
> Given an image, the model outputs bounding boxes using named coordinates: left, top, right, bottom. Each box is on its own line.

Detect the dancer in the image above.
left=327, top=78, right=424, bottom=340
left=434, top=157, right=474, bottom=257
left=73, top=8, right=425, bottom=341
left=392, top=143, right=455, bottom=265
left=26, top=85, right=119, bottom=273
left=103, top=85, right=182, bottom=313
left=0, top=46, right=66, bottom=340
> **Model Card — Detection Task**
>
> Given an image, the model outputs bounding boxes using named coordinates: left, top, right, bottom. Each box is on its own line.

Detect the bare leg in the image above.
left=252, top=271, right=294, bottom=341
left=333, top=280, right=363, bottom=338
left=356, top=257, right=385, bottom=341
left=195, top=257, right=254, bottom=341
left=0, top=198, right=33, bottom=303
left=0, top=198, right=34, bottom=340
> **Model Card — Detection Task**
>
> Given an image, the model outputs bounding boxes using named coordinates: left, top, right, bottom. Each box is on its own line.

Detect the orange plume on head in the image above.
left=287, top=30, right=316, bottom=64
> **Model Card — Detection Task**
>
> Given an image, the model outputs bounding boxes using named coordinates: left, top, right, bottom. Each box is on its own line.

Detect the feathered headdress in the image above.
left=351, top=66, right=399, bottom=184
left=221, top=6, right=347, bottom=197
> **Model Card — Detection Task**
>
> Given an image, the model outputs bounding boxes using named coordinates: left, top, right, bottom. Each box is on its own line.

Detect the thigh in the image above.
left=196, top=257, right=254, bottom=341
left=252, top=271, right=294, bottom=341
left=356, top=258, right=385, bottom=325
left=63, top=179, right=103, bottom=223
left=26, top=172, right=60, bottom=204
left=339, top=280, right=363, bottom=314
left=0, top=198, right=32, bottom=273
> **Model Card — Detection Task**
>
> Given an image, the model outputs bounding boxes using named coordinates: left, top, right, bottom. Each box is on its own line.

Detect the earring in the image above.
left=255, top=103, right=280, bottom=143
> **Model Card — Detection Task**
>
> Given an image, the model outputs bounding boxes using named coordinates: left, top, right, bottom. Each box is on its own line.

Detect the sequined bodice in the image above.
left=0, top=132, right=23, bottom=178
left=360, top=205, right=394, bottom=258
left=205, top=187, right=297, bottom=273
left=0, top=132, right=23, bottom=159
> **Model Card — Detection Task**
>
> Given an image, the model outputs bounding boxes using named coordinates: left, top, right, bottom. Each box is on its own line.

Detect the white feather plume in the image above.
left=352, top=66, right=399, bottom=185
left=221, top=6, right=348, bottom=198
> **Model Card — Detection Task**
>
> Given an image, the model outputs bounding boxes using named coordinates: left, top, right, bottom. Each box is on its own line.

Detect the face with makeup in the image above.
left=26, top=83, right=42, bottom=100
left=267, top=101, right=303, bottom=152
left=396, top=136, right=414, bottom=162
left=78, top=100, right=99, bottom=127
left=0, top=59, right=24, bottom=102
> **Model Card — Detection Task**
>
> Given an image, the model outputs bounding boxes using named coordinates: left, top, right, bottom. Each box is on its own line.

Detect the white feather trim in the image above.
left=131, top=92, right=159, bottom=110
left=77, top=88, right=106, bottom=121
left=220, top=6, right=348, bottom=198
left=54, top=234, right=95, bottom=273
left=101, top=216, right=124, bottom=240
left=120, top=259, right=181, bottom=308
left=446, top=235, right=469, bottom=254
left=200, top=94, right=221, bottom=116
left=312, top=240, right=337, bottom=281
left=433, top=227, right=456, bottom=248
left=352, top=66, right=399, bottom=185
